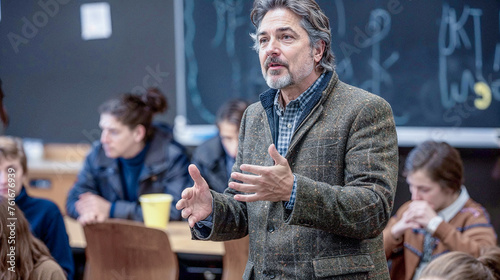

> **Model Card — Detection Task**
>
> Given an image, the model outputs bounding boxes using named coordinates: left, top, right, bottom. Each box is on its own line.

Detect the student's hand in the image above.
left=176, top=164, right=213, bottom=228
left=77, top=212, right=97, bottom=225
left=229, top=144, right=294, bottom=203
left=405, top=200, right=437, bottom=228
left=75, top=192, right=111, bottom=225
left=391, top=210, right=421, bottom=240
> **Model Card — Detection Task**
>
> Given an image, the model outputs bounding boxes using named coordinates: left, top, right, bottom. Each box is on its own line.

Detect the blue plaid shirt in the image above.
left=276, top=73, right=326, bottom=209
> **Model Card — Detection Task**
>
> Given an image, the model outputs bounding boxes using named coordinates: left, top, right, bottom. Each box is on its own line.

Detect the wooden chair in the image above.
left=222, top=236, right=249, bottom=280
left=83, top=219, right=178, bottom=280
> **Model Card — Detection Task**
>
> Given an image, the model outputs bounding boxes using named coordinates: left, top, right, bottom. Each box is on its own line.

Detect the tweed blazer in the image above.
left=194, top=72, right=399, bottom=279
left=384, top=198, right=497, bottom=280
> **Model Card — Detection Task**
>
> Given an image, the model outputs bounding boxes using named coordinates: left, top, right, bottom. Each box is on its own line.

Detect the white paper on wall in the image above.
left=80, top=2, right=112, bottom=40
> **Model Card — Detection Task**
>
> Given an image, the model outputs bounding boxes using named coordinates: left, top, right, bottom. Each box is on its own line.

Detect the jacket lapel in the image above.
left=287, top=103, right=324, bottom=158
left=287, top=73, right=338, bottom=158
left=106, top=161, right=125, bottom=199
left=261, top=110, right=274, bottom=150
left=405, top=231, right=425, bottom=279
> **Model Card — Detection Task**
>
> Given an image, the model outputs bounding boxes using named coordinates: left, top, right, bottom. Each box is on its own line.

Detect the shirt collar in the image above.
left=118, top=141, right=150, bottom=166
left=273, top=72, right=326, bottom=113
left=14, top=186, right=28, bottom=204
left=438, top=185, right=470, bottom=222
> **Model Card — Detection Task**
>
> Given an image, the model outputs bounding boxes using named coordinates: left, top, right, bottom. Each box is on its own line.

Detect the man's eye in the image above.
left=259, top=38, right=268, bottom=45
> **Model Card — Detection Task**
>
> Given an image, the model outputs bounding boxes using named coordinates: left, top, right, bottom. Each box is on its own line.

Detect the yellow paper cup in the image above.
left=139, top=193, right=173, bottom=229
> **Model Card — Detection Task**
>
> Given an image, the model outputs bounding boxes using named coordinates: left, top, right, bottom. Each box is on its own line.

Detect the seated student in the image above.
left=0, top=136, right=74, bottom=279
left=66, top=88, right=191, bottom=224
left=191, top=99, right=249, bottom=193
left=384, top=140, right=497, bottom=280
left=418, top=246, right=500, bottom=280
left=0, top=198, right=66, bottom=280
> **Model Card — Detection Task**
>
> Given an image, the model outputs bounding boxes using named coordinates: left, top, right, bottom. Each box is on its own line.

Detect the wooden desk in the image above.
left=27, top=160, right=82, bottom=214
left=25, top=143, right=90, bottom=215
left=64, top=217, right=225, bottom=256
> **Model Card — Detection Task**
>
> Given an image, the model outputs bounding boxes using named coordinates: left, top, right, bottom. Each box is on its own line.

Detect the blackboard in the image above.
left=178, top=0, right=500, bottom=133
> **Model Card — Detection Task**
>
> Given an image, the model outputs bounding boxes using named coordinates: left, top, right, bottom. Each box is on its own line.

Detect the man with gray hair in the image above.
left=177, top=0, right=398, bottom=278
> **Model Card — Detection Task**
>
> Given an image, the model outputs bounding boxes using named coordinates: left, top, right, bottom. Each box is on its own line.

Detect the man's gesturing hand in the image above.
left=229, top=144, right=294, bottom=202
left=176, top=164, right=213, bottom=227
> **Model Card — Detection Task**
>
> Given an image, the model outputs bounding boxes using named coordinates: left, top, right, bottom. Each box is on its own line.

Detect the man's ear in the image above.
left=313, top=40, right=326, bottom=63
left=133, top=124, right=146, bottom=142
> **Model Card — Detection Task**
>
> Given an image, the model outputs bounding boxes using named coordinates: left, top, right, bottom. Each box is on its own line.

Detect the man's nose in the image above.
left=265, top=37, right=281, bottom=57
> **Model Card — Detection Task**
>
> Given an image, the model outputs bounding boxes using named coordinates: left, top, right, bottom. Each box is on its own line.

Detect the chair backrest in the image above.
left=222, top=236, right=249, bottom=280
left=83, top=219, right=178, bottom=280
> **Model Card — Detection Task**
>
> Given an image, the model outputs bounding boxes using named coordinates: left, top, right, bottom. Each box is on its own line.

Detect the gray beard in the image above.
left=265, top=70, right=293, bottom=89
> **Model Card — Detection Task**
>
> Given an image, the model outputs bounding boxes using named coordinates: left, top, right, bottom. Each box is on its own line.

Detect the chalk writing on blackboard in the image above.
left=180, top=0, right=500, bottom=129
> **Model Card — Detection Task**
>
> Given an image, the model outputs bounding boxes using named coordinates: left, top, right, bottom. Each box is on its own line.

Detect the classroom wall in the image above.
left=0, top=0, right=177, bottom=143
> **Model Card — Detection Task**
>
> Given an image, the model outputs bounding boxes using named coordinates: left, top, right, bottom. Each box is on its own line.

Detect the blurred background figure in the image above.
left=418, top=246, right=500, bottom=280
left=384, top=140, right=497, bottom=280
left=191, top=99, right=249, bottom=193
left=0, top=136, right=74, bottom=279
left=0, top=198, right=66, bottom=280
left=66, top=88, right=191, bottom=225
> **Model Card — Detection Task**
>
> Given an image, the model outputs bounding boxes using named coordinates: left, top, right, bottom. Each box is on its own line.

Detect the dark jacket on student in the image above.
left=191, top=135, right=230, bottom=194
left=66, top=127, right=191, bottom=221
left=16, top=187, right=74, bottom=280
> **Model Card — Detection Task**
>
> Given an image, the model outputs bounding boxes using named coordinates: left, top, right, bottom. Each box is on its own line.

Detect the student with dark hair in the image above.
left=384, top=140, right=497, bottom=280
left=66, top=88, right=191, bottom=225
left=191, top=99, right=249, bottom=193
left=418, top=246, right=500, bottom=280
left=0, top=136, right=74, bottom=279
left=0, top=198, right=66, bottom=280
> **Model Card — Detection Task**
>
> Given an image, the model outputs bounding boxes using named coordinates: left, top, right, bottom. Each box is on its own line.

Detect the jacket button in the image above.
left=268, top=226, right=275, bottom=233
left=269, top=273, right=276, bottom=279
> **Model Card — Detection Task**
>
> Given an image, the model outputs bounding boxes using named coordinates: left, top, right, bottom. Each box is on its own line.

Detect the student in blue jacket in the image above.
left=66, top=88, right=191, bottom=224
left=0, top=136, right=74, bottom=279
